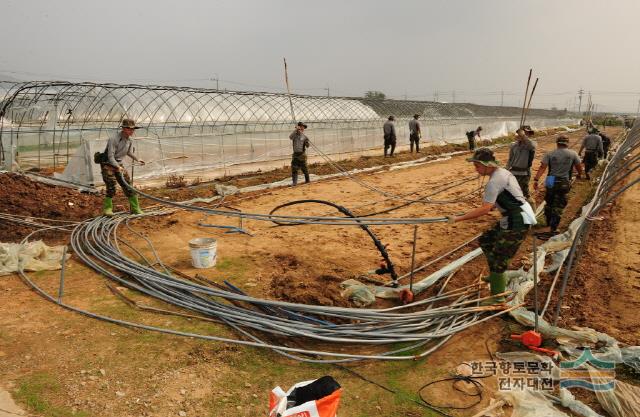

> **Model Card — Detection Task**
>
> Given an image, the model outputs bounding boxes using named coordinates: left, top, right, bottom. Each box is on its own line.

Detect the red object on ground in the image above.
left=399, top=289, right=414, bottom=305
left=511, top=330, right=559, bottom=357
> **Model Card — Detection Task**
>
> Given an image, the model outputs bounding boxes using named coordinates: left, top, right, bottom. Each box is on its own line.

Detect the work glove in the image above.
left=446, top=215, right=456, bottom=224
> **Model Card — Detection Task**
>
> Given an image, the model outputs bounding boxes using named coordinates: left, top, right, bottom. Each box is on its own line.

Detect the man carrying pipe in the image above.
left=578, top=127, right=604, bottom=179
left=506, top=127, right=536, bottom=199
left=447, top=148, right=536, bottom=304
left=97, top=118, right=145, bottom=216
left=289, top=122, right=310, bottom=186
left=383, top=116, right=397, bottom=157
left=533, top=135, right=584, bottom=233
left=408, top=114, right=422, bottom=153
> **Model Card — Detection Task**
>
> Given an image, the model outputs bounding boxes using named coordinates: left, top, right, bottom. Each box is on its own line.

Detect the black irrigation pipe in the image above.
left=9, top=211, right=521, bottom=363
left=268, top=199, right=398, bottom=282
left=117, top=172, right=449, bottom=226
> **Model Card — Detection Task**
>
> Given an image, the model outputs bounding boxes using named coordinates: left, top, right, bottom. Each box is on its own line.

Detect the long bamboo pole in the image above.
left=520, top=69, right=533, bottom=127
left=283, top=58, right=297, bottom=124
left=522, top=77, right=539, bottom=126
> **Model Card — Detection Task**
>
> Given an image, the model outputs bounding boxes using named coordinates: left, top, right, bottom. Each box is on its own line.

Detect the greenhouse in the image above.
left=0, top=81, right=575, bottom=185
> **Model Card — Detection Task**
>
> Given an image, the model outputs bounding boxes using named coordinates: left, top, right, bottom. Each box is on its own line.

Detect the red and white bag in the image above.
left=269, top=377, right=342, bottom=417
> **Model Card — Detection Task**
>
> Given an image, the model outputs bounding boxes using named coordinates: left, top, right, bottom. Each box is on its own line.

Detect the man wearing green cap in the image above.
left=447, top=148, right=536, bottom=304
left=98, top=118, right=145, bottom=216
left=533, top=135, right=584, bottom=233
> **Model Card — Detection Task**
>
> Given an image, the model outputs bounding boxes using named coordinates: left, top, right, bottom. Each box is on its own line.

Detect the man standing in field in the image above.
left=578, top=128, right=603, bottom=179
left=447, top=148, right=536, bottom=304
left=533, top=135, right=584, bottom=233
left=409, top=114, right=422, bottom=153
left=99, top=118, right=145, bottom=216
left=506, top=128, right=536, bottom=199
left=383, top=116, right=397, bottom=157
left=290, top=122, right=311, bottom=186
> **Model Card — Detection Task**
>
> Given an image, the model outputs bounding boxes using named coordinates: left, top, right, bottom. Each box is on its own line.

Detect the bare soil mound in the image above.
left=0, top=173, right=101, bottom=241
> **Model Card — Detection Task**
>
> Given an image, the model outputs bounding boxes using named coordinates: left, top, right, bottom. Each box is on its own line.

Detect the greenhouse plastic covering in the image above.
left=0, top=81, right=576, bottom=185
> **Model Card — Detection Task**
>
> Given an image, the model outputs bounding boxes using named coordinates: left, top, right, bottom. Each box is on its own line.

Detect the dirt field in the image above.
left=1, top=126, right=637, bottom=417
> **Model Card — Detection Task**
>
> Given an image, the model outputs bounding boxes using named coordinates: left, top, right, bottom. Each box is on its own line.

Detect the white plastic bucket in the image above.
left=188, top=238, right=217, bottom=268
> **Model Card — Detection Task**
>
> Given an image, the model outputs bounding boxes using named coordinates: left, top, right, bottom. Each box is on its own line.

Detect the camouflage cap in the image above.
left=120, top=119, right=140, bottom=129
left=556, top=135, right=569, bottom=144
left=466, top=147, right=500, bottom=167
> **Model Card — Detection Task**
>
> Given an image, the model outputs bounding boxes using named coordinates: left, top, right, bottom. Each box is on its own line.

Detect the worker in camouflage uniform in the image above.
left=533, top=135, right=584, bottom=233
left=506, top=128, right=536, bottom=199
left=289, top=122, right=310, bottom=186
left=578, top=128, right=603, bottom=179
left=448, top=148, right=536, bottom=304
left=100, top=119, right=145, bottom=216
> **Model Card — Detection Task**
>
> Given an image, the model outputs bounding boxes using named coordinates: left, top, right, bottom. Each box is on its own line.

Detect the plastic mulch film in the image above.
left=498, top=389, right=571, bottom=417
left=496, top=352, right=605, bottom=417
left=588, top=366, right=640, bottom=417
left=0, top=240, right=69, bottom=276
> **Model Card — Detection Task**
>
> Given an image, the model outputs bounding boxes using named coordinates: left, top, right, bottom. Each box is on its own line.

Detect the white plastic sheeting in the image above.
left=56, top=116, right=575, bottom=186
left=0, top=241, right=68, bottom=276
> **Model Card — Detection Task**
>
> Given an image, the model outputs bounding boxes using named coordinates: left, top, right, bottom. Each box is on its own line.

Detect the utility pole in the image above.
left=452, top=90, right=456, bottom=103
left=500, top=90, right=504, bottom=107
left=577, top=89, right=583, bottom=114
left=636, top=97, right=640, bottom=117
left=210, top=74, right=220, bottom=90
left=323, top=87, right=330, bottom=97
left=434, top=90, right=439, bottom=102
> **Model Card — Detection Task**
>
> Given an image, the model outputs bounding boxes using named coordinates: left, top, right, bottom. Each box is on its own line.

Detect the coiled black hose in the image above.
left=269, top=199, right=398, bottom=282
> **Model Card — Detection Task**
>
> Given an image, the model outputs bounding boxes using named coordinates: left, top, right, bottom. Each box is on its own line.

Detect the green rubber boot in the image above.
left=481, top=272, right=507, bottom=305
left=103, top=197, right=114, bottom=216
left=128, top=195, right=143, bottom=215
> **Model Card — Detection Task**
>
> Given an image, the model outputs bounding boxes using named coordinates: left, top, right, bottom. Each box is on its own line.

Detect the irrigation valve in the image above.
left=510, top=330, right=559, bottom=358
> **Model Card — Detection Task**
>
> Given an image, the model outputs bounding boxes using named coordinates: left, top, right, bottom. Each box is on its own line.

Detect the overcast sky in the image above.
left=2, top=0, right=640, bottom=112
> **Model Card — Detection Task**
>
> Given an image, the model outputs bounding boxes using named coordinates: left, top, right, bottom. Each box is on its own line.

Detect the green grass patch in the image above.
left=14, top=372, right=88, bottom=417
left=215, top=256, right=250, bottom=275
left=90, top=300, right=142, bottom=322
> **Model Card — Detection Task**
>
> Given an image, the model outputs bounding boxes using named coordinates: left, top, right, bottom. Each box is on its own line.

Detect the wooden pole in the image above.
left=283, top=58, right=297, bottom=124
left=522, top=77, right=539, bottom=126
left=520, top=69, right=533, bottom=127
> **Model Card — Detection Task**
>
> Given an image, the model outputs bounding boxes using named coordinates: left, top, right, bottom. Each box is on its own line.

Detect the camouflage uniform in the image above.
left=101, top=164, right=134, bottom=198
left=580, top=133, right=603, bottom=176
left=479, top=224, right=528, bottom=273
left=539, top=146, right=581, bottom=232
left=543, top=177, right=570, bottom=231
left=514, top=174, right=531, bottom=199
left=291, top=152, right=310, bottom=184
left=478, top=167, right=531, bottom=274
